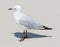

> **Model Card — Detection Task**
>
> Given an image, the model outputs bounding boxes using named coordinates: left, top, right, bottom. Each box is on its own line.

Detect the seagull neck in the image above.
left=14, top=10, right=23, bottom=13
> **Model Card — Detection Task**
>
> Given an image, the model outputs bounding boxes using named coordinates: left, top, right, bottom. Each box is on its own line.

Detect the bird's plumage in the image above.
left=9, top=5, right=52, bottom=30
left=14, top=11, right=44, bottom=30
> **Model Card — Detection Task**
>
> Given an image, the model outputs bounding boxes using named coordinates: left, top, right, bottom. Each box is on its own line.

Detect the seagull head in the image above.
left=8, top=5, right=22, bottom=11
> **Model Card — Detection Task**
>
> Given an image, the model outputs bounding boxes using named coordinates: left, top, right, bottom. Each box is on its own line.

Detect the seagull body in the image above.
left=8, top=5, right=52, bottom=42
left=14, top=10, right=44, bottom=30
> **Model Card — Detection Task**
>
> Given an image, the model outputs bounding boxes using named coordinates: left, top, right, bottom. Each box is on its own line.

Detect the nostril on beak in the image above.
left=8, top=8, right=13, bottom=10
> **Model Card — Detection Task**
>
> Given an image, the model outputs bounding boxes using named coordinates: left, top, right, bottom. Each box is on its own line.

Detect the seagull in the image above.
left=8, top=5, right=52, bottom=42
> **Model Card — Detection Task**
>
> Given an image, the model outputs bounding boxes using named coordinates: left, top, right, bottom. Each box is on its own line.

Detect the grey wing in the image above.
left=19, top=20, right=44, bottom=29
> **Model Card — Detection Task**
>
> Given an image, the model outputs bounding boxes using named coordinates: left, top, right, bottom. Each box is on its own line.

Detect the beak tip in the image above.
left=8, top=8, right=13, bottom=10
